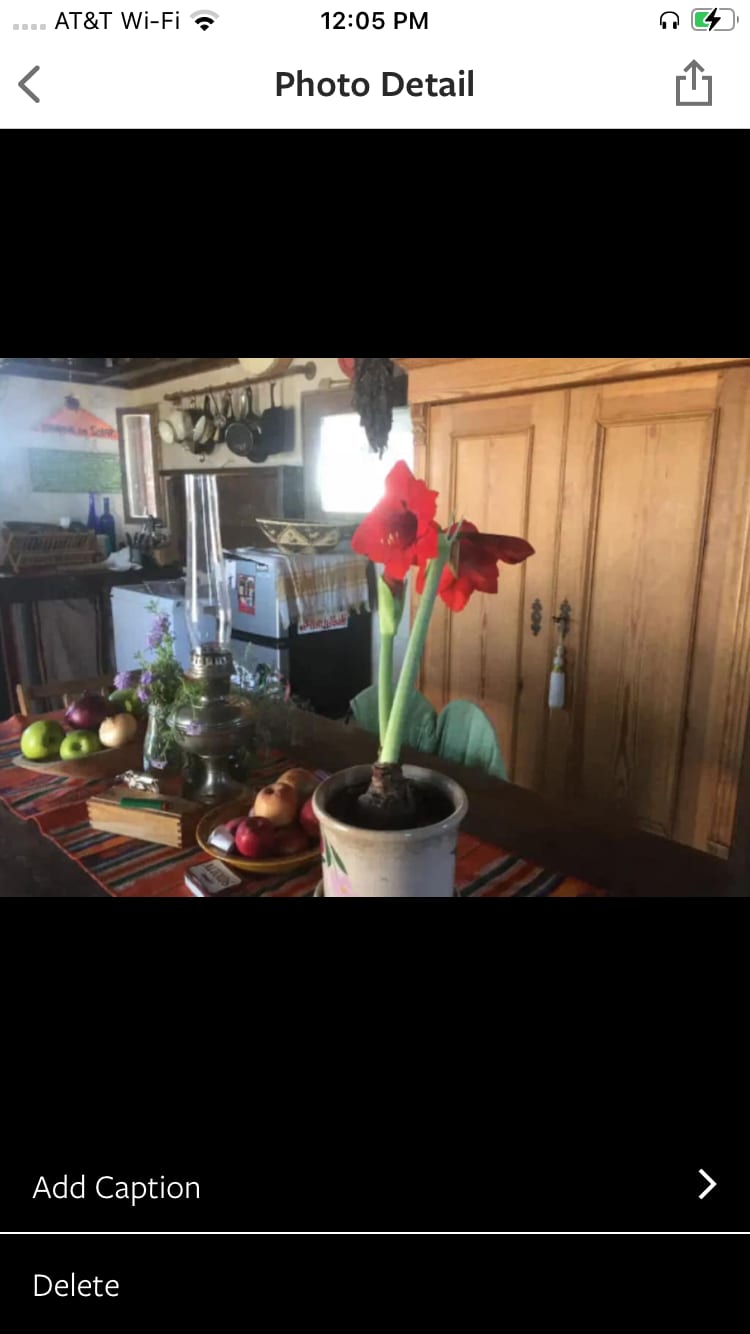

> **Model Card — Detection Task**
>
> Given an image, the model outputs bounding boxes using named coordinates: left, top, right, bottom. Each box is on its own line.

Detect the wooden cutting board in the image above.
left=13, top=734, right=143, bottom=779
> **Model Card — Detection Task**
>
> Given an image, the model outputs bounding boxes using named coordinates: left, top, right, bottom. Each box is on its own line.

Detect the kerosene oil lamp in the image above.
left=171, top=474, right=255, bottom=803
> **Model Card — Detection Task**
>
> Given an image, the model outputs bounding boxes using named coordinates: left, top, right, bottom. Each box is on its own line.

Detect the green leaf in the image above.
left=435, top=700, right=507, bottom=780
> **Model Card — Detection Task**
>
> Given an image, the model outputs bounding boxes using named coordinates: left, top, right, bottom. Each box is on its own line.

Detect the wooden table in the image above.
left=0, top=708, right=744, bottom=897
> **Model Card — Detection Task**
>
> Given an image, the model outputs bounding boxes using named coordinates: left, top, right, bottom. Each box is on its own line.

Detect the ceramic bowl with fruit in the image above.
left=196, top=767, right=322, bottom=873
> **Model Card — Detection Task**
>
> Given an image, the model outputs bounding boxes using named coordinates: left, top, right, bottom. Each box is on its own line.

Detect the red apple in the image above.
left=253, top=782, right=298, bottom=828
left=235, top=817, right=276, bottom=859
left=274, top=824, right=310, bottom=858
left=226, top=817, right=244, bottom=834
left=299, top=797, right=320, bottom=841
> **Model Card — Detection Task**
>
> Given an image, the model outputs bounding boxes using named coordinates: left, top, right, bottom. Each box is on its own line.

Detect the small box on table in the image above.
left=86, top=786, right=203, bottom=849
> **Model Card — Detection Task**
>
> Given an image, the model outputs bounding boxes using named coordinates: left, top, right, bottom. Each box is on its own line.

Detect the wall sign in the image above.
left=29, top=447, right=123, bottom=494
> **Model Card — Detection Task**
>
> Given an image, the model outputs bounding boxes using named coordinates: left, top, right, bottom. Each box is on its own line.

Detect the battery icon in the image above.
left=692, top=7, right=737, bottom=27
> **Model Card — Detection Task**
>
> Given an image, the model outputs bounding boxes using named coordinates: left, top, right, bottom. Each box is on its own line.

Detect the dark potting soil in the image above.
left=328, top=781, right=455, bottom=832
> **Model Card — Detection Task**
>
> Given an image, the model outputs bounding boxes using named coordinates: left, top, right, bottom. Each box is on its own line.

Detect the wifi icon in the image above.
left=191, top=9, right=218, bottom=29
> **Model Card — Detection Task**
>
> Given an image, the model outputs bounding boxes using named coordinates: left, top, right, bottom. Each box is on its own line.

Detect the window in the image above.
left=302, top=386, right=413, bottom=521
left=116, top=405, right=166, bottom=524
left=318, top=409, right=414, bottom=514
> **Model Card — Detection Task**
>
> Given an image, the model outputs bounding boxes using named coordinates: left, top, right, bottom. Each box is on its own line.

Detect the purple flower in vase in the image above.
left=114, top=670, right=138, bottom=691
left=137, top=684, right=151, bottom=704
left=147, top=614, right=171, bottom=650
left=141, top=670, right=154, bottom=686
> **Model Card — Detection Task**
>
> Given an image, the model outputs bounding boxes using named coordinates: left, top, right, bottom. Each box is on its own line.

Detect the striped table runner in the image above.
left=0, top=716, right=604, bottom=898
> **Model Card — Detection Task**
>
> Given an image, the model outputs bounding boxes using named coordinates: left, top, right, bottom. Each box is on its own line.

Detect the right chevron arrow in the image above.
left=698, top=1168, right=717, bottom=1199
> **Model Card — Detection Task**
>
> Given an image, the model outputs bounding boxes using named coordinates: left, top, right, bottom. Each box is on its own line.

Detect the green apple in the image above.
left=109, top=688, right=145, bottom=718
left=20, top=720, right=66, bottom=761
left=59, top=730, right=102, bottom=760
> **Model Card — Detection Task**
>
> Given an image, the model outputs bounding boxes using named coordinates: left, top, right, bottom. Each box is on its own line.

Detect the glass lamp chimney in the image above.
left=185, top=474, right=231, bottom=652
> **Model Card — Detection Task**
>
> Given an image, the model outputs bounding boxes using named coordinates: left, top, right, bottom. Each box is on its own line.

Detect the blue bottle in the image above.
left=96, top=497, right=116, bottom=556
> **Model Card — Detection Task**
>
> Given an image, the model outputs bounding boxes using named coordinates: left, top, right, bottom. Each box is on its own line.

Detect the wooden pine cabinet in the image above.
left=415, top=367, right=750, bottom=856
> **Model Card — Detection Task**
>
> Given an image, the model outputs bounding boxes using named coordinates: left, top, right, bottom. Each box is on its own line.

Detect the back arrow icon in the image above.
left=19, top=66, right=40, bottom=103
left=698, top=1169, right=716, bottom=1199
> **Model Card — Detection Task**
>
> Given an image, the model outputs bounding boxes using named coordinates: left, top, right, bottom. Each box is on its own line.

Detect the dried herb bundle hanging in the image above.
left=353, top=358, right=394, bottom=458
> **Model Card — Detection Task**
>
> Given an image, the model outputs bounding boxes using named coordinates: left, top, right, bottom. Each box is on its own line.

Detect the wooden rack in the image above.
left=163, top=361, right=317, bottom=402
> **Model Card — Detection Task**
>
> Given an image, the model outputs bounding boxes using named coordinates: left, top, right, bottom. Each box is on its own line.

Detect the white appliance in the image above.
left=111, top=580, right=215, bottom=673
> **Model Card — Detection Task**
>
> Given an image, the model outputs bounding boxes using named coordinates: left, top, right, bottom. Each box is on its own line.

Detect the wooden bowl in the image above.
left=13, top=718, right=146, bottom=779
left=196, top=796, right=321, bottom=875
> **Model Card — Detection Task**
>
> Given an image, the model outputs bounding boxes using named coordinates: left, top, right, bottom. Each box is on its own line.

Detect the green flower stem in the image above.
left=375, top=574, right=404, bottom=746
left=379, top=632, right=394, bottom=748
left=380, top=541, right=450, bottom=765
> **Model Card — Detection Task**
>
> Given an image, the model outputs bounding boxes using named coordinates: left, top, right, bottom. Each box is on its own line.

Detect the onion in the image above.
left=64, top=693, right=116, bottom=731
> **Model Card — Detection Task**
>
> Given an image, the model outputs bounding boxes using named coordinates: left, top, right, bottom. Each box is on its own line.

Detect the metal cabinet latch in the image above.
left=552, top=599, right=572, bottom=639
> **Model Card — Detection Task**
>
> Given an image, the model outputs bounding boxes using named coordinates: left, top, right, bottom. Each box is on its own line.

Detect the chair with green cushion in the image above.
left=349, top=684, right=438, bottom=755
left=435, top=700, right=507, bottom=780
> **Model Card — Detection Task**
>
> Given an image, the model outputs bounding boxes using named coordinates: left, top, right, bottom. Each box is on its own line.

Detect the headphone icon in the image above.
left=660, top=10, right=680, bottom=25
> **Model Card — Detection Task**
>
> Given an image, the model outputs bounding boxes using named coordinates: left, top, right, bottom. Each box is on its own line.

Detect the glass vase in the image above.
left=143, top=703, right=182, bottom=781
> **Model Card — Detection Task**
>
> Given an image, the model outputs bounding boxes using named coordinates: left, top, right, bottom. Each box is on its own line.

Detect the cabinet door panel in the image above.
left=419, top=393, right=566, bottom=787
left=580, top=413, right=717, bottom=835
left=549, top=371, right=750, bottom=852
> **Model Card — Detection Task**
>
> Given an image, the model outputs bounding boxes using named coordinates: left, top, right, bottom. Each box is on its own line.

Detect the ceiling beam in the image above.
left=0, top=358, right=241, bottom=389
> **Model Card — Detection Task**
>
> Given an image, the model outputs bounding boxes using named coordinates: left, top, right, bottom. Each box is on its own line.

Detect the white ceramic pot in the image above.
left=312, top=765, right=468, bottom=898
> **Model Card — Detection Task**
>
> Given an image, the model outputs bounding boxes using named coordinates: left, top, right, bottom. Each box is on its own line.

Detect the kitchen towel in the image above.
left=275, top=552, right=371, bottom=632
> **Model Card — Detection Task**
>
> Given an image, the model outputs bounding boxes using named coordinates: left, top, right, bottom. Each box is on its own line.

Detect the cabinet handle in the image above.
left=551, top=599, right=572, bottom=639
left=531, top=599, right=543, bottom=636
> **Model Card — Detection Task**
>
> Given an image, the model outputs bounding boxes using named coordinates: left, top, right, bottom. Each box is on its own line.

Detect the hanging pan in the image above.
left=225, top=386, right=268, bottom=463
left=260, top=381, right=294, bottom=456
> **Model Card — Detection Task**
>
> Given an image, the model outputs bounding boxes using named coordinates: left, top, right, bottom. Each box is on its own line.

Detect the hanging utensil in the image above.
left=213, top=392, right=229, bottom=445
left=260, top=380, right=294, bottom=456
left=190, top=396, right=216, bottom=455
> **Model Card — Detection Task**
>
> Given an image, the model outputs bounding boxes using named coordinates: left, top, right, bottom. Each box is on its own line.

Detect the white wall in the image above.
left=0, top=374, right=126, bottom=534
left=129, top=357, right=343, bottom=470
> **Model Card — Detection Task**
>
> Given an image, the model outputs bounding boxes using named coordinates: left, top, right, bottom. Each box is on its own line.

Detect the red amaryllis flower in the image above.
left=417, top=521, right=535, bottom=613
left=352, top=460, right=439, bottom=580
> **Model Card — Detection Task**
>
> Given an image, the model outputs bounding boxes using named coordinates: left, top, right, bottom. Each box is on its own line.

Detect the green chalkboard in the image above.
left=29, top=447, right=123, bottom=494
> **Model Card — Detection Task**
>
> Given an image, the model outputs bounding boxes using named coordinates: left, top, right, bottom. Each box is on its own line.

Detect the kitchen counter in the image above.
left=0, top=562, right=183, bottom=606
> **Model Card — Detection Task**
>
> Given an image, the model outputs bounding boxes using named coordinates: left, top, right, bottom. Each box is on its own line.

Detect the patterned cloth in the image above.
left=276, top=553, right=371, bottom=631
left=0, top=714, right=605, bottom=898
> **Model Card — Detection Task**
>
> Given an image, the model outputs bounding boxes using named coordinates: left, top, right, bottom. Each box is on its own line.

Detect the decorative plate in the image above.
left=196, top=796, right=321, bottom=875
left=238, top=358, right=294, bottom=379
